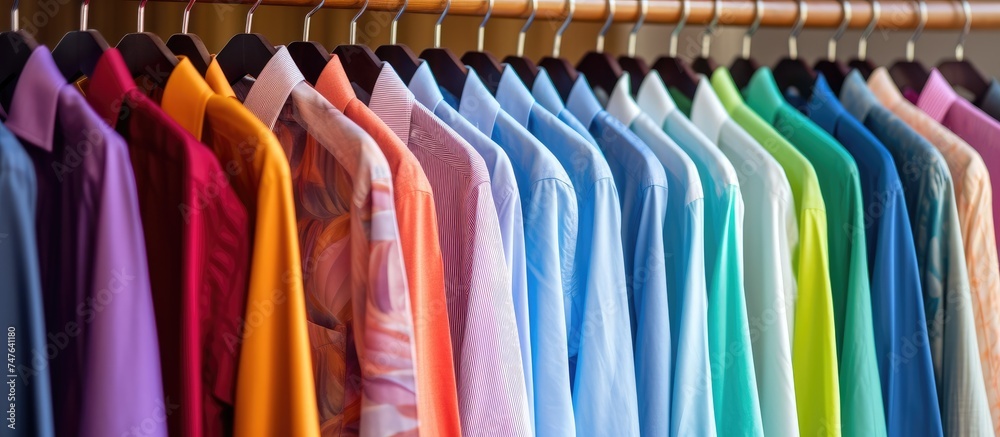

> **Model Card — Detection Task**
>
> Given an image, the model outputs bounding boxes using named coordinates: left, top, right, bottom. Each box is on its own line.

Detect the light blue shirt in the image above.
left=604, top=73, right=717, bottom=437
left=450, top=67, right=577, bottom=437
left=407, top=63, right=534, bottom=425
left=495, top=65, right=640, bottom=437
left=560, top=72, right=673, bottom=437
left=531, top=68, right=599, bottom=147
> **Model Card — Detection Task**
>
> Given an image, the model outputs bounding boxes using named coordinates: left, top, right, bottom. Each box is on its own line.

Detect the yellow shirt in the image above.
left=161, top=58, right=321, bottom=437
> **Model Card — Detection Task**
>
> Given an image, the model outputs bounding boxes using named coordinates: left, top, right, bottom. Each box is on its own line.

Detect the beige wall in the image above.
left=4, top=0, right=1000, bottom=79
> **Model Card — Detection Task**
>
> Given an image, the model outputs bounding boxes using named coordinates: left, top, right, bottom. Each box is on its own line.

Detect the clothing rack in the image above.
left=147, top=0, right=1000, bottom=29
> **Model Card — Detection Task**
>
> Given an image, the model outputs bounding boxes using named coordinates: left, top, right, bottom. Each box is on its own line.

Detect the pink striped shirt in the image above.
left=367, top=63, right=532, bottom=436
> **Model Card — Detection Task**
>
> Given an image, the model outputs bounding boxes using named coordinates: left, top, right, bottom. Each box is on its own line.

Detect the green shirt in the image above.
left=744, top=69, right=886, bottom=437
left=712, top=68, right=841, bottom=437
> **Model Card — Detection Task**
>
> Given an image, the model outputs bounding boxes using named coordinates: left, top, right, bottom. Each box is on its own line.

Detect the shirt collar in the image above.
left=314, top=55, right=355, bottom=112
left=5, top=46, right=65, bottom=152
left=690, top=77, right=728, bottom=143
left=840, top=70, right=879, bottom=121
left=915, top=69, right=959, bottom=123
left=161, top=57, right=215, bottom=140
left=635, top=70, right=677, bottom=126
left=531, top=67, right=566, bottom=115
left=867, top=67, right=907, bottom=110
left=604, top=72, right=643, bottom=127
left=408, top=60, right=445, bottom=113
left=204, top=55, right=237, bottom=98
left=743, top=67, right=783, bottom=122
left=805, top=74, right=842, bottom=133
left=457, top=66, right=502, bottom=137
left=83, top=48, right=137, bottom=128
left=565, top=73, right=604, bottom=128
left=240, top=46, right=305, bottom=130
left=368, top=62, right=415, bottom=145
left=494, top=64, right=534, bottom=126
left=710, top=68, right=744, bottom=114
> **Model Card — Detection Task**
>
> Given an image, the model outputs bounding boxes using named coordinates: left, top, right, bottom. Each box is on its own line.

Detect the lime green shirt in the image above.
left=712, top=68, right=841, bottom=437
left=743, top=69, right=886, bottom=437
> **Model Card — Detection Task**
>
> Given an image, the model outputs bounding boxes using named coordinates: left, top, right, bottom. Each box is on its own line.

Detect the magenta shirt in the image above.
left=4, top=47, right=167, bottom=437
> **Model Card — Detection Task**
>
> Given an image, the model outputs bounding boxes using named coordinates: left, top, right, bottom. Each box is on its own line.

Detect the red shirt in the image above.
left=84, top=49, right=251, bottom=437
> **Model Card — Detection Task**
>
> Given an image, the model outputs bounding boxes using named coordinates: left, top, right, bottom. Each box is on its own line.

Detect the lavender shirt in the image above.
left=3, top=47, right=166, bottom=437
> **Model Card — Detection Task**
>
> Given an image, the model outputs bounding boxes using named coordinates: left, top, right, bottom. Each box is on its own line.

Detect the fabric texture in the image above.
left=841, top=70, right=991, bottom=436
left=163, top=57, right=320, bottom=437
left=233, top=47, right=420, bottom=436
left=314, top=55, right=462, bottom=437
left=5, top=46, right=166, bottom=437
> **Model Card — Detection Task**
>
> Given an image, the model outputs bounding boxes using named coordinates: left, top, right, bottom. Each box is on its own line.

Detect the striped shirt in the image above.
left=368, top=64, right=532, bottom=436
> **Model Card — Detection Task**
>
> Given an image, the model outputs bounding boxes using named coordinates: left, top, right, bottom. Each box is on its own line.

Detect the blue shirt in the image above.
left=494, top=65, right=640, bottom=437
left=808, top=75, right=940, bottom=437
left=0, top=122, right=53, bottom=437
left=561, top=72, right=673, bottom=437
left=531, top=68, right=599, bottom=147
left=842, top=71, right=983, bottom=436
left=407, top=62, right=534, bottom=424
left=450, top=67, right=577, bottom=437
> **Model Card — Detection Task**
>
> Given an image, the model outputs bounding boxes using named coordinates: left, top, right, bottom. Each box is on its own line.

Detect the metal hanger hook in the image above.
left=516, top=0, right=538, bottom=56
left=700, top=0, right=721, bottom=59
left=181, top=0, right=196, bottom=33
left=434, top=0, right=450, bottom=48
left=349, top=0, right=368, bottom=44
left=858, top=0, right=879, bottom=60
left=245, top=0, right=263, bottom=33
left=906, top=0, right=926, bottom=61
left=477, top=0, right=494, bottom=52
left=827, top=0, right=851, bottom=60
left=80, top=0, right=90, bottom=30
left=137, top=0, right=147, bottom=32
left=596, top=0, right=615, bottom=53
left=627, top=0, right=648, bottom=57
left=552, top=0, right=574, bottom=57
left=669, top=0, right=690, bottom=57
left=303, top=0, right=324, bottom=41
left=390, top=0, right=407, bottom=44
left=955, top=0, right=971, bottom=60
left=788, top=0, right=807, bottom=59
left=742, top=0, right=763, bottom=59
left=11, top=0, right=19, bottom=31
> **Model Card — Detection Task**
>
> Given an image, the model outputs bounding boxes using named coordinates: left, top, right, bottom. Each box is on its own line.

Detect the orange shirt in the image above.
left=161, top=58, right=321, bottom=437
left=314, top=56, right=462, bottom=437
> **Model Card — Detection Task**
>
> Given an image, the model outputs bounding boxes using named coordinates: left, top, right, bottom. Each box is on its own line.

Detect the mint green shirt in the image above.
left=637, top=72, right=764, bottom=437
left=712, top=68, right=841, bottom=437
left=744, top=69, right=886, bottom=437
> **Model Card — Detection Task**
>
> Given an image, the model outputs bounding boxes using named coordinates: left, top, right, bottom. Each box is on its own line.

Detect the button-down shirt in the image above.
left=807, top=73, right=941, bottom=437
left=313, top=56, right=461, bottom=437
left=408, top=63, right=533, bottom=419
left=451, top=67, right=576, bottom=437
left=690, top=79, right=800, bottom=437
left=164, top=57, right=320, bottom=437
left=495, top=65, right=639, bottom=437
left=560, top=72, right=672, bottom=437
left=712, top=67, right=839, bottom=436
left=606, top=73, right=717, bottom=437
left=5, top=46, right=165, bottom=437
left=84, top=49, right=252, bottom=437
left=976, top=78, right=1000, bottom=122
left=747, top=68, right=883, bottom=437
left=638, top=71, right=764, bottom=436
left=0, top=122, right=52, bottom=437
left=841, top=70, right=991, bottom=436
left=531, top=67, right=598, bottom=146
left=869, top=67, right=1000, bottom=435
left=231, top=47, right=419, bottom=436
left=368, top=63, right=532, bottom=436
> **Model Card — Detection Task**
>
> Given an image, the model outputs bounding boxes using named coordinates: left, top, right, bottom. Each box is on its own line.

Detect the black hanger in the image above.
left=116, top=1, right=178, bottom=89
left=617, top=0, right=650, bottom=95
left=729, top=0, right=763, bottom=89
left=374, top=0, right=421, bottom=85
left=937, top=0, right=988, bottom=101
left=331, top=1, right=385, bottom=98
left=812, top=0, right=851, bottom=94
left=771, top=0, right=816, bottom=99
left=539, top=57, right=579, bottom=102
left=691, top=0, right=720, bottom=78
left=288, top=0, right=331, bottom=85
left=0, top=0, right=39, bottom=112
left=165, top=1, right=210, bottom=75
left=51, top=0, right=109, bottom=83
left=501, top=0, right=540, bottom=89
left=417, top=0, right=467, bottom=100
left=576, top=52, right=621, bottom=101
left=888, top=0, right=929, bottom=93
left=651, top=0, right=699, bottom=100
left=460, top=0, right=504, bottom=94
left=214, top=0, right=276, bottom=84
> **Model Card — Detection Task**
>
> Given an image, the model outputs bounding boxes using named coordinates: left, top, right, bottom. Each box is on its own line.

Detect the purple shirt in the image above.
left=3, top=47, right=166, bottom=437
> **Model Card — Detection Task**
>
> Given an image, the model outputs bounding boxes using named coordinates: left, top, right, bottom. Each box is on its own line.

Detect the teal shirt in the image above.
left=744, top=68, right=886, bottom=437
